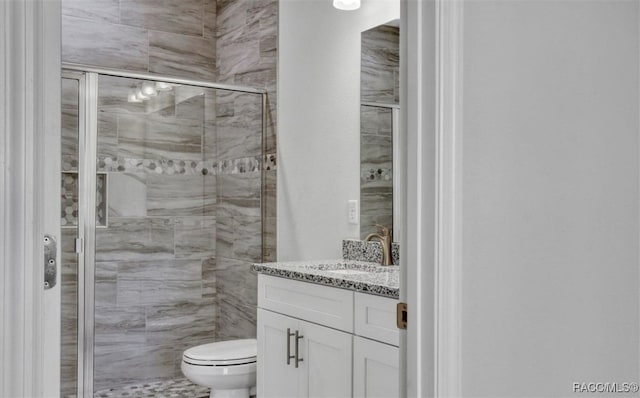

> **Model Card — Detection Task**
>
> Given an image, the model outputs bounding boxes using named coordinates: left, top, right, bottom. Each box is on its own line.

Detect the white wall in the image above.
left=278, top=0, right=400, bottom=260
left=461, top=1, right=639, bottom=396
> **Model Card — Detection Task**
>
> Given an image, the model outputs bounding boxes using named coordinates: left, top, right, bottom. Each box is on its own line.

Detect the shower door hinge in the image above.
left=397, top=302, right=407, bottom=330
left=75, top=238, right=84, bottom=254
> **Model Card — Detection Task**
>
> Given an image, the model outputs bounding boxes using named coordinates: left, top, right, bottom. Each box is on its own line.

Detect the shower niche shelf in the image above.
left=61, top=171, right=108, bottom=228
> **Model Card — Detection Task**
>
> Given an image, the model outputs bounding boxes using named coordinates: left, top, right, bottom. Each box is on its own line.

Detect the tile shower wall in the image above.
left=360, top=24, right=399, bottom=239
left=61, top=0, right=278, bottom=393
left=215, top=0, right=278, bottom=341
left=361, top=24, right=400, bottom=104
left=62, top=0, right=217, bottom=80
left=360, top=105, right=393, bottom=238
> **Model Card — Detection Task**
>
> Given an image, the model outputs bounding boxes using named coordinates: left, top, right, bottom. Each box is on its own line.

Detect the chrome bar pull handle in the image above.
left=295, top=330, right=304, bottom=368
left=286, top=328, right=295, bottom=365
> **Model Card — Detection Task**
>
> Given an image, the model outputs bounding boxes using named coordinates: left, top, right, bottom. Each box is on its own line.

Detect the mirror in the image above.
left=360, top=21, right=400, bottom=240
left=277, top=1, right=401, bottom=259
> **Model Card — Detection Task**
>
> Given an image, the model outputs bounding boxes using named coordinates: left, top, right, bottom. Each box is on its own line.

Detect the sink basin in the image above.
left=327, top=269, right=371, bottom=276
left=300, top=261, right=396, bottom=274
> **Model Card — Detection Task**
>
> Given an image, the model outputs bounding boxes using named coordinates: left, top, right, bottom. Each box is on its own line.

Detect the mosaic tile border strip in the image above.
left=342, top=239, right=400, bottom=265
left=98, top=158, right=218, bottom=175
left=63, top=154, right=277, bottom=175
left=219, top=156, right=260, bottom=174
left=218, top=154, right=276, bottom=174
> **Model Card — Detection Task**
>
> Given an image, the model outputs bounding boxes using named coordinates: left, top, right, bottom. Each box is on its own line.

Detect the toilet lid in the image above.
left=183, top=339, right=257, bottom=366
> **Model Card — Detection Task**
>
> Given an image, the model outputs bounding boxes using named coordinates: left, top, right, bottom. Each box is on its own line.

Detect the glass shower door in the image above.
left=92, top=74, right=217, bottom=395
left=61, top=69, right=265, bottom=397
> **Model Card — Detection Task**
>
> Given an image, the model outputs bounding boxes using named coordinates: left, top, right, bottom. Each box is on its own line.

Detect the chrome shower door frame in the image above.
left=61, top=69, right=98, bottom=398
left=77, top=71, right=98, bottom=398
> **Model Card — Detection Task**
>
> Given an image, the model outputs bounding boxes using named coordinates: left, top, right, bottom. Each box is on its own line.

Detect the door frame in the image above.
left=401, top=0, right=463, bottom=396
left=1, top=0, right=62, bottom=397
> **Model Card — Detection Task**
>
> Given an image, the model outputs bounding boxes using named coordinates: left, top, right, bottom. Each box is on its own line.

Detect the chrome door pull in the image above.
left=286, top=328, right=295, bottom=365
left=294, top=330, right=304, bottom=368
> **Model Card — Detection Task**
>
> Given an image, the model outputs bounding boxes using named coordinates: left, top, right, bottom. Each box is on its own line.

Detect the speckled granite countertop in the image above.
left=251, top=260, right=399, bottom=299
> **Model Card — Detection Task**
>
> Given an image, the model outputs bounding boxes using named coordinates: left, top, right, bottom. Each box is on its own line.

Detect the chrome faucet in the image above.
left=365, top=224, right=393, bottom=266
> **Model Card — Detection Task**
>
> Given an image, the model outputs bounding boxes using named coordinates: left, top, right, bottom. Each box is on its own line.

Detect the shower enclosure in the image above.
left=61, top=65, right=266, bottom=397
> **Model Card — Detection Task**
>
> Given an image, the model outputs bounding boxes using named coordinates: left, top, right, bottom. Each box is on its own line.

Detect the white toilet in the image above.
left=181, top=339, right=257, bottom=398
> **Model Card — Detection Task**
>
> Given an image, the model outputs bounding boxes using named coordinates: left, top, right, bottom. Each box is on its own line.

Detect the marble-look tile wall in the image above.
left=360, top=105, right=393, bottom=239
left=361, top=24, right=400, bottom=104
left=360, top=24, right=399, bottom=239
left=62, top=0, right=217, bottom=81
left=215, top=0, right=278, bottom=341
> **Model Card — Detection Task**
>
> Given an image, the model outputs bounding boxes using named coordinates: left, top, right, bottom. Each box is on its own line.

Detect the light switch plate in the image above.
left=348, top=200, right=359, bottom=224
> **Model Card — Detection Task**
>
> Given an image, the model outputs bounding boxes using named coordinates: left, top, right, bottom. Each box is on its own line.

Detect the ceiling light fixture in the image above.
left=333, top=0, right=360, bottom=11
left=155, top=81, right=172, bottom=91
left=135, top=87, right=149, bottom=101
left=141, top=81, right=157, bottom=97
left=128, top=88, right=143, bottom=103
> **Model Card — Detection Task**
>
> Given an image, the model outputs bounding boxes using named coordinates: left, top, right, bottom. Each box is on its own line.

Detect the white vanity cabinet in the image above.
left=353, top=336, right=399, bottom=398
left=352, top=293, right=400, bottom=397
left=257, top=309, right=299, bottom=397
left=256, top=274, right=400, bottom=398
left=258, top=308, right=353, bottom=398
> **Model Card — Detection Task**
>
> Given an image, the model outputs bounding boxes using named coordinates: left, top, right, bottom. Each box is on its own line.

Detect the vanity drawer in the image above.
left=257, top=275, right=354, bottom=333
left=354, top=292, right=399, bottom=346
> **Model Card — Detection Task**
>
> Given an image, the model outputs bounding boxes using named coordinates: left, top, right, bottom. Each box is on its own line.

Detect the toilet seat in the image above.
left=181, top=338, right=257, bottom=397
left=183, top=339, right=257, bottom=367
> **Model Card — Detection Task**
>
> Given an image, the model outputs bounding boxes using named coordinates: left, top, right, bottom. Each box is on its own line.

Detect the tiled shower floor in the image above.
left=66, top=378, right=210, bottom=398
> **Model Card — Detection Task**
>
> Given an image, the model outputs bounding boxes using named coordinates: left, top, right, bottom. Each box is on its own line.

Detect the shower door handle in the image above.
left=286, top=328, right=295, bottom=365
left=43, top=234, right=57, bottom=289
